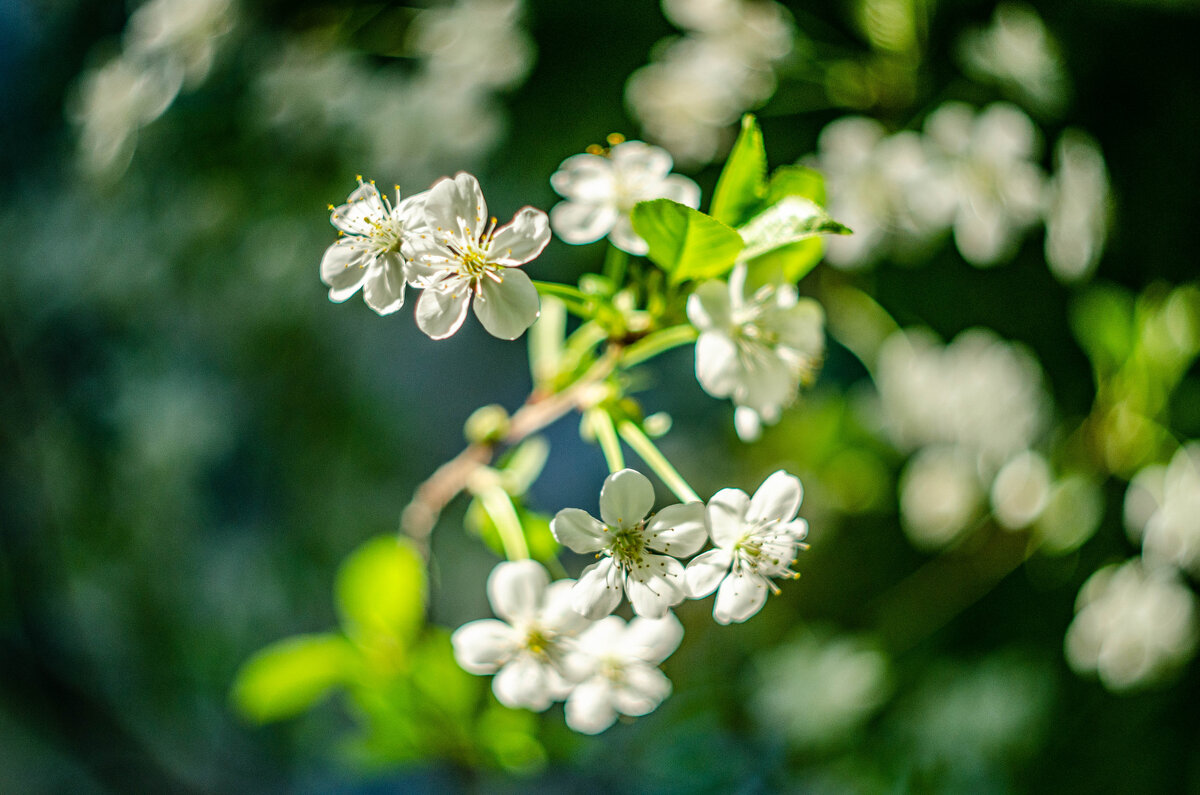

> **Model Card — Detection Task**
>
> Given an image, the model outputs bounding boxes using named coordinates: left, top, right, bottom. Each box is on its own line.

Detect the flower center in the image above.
left=524, top=627, right=553, bottom=660
left=608, top=524, right=648, bottom=569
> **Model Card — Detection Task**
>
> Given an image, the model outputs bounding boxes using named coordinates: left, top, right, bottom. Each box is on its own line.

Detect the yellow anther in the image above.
left=606, top=132, right=626, bottom=145
left=586, top=144, right=604, bottom=155
left=355, top=174, right=363, bottom=181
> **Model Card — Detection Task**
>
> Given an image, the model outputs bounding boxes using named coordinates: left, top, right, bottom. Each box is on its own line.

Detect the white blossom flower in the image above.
left=319, top=178, right=428, bottom=316
left=549, top=140, right=700, bottom=255
left=687, top=265, right=825, bottom=441
left=451, top=560, right=591, bottom=711
left=564, top=612, right=683, bottom=734
left=1125, top=444, right=1200, bottom=576
left=124, top=0, right=235, bottom=87
left=551, top=469, right=706, bottom=619
left=404, top=172, right=550, bottom=340
left=898, top=445, right=984, bottom=550
left=685, top=470, right=809, bottom=623
left=989, top=449, right=1053, bottom=530
left=922, top=102, right=1046, bottom=267
left=1065, top=558, right=1198, bottom=692
left=408, top=0, right=534, bottom=91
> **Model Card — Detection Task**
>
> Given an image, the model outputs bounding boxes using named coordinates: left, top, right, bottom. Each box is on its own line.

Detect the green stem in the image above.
left=602, top=245, right=629, bottom=287
left=475, top=482, right=529, bottom=561
left=617, top=420, right=701, bottom=503
left=587, top=409, right=625, bottom=472
left=531, top=281, right=594, bottom=319
left=620, top=325, right=699, bottom=368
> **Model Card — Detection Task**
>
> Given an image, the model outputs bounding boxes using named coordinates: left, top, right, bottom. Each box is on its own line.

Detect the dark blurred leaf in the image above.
left=232, top=634, right=356, bottom=723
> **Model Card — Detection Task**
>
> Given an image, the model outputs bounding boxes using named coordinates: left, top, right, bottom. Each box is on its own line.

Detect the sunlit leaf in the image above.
left=336, top=536, right=426, bottom=656
left=766, top=164, right=826, bottom=206
left=630, top=199, right=744, bottom=284
left=710, top=114, right=768, bottom=227
left=232, top=634, right=356, bottom=723
left=737, top=196, right=851, bottom=264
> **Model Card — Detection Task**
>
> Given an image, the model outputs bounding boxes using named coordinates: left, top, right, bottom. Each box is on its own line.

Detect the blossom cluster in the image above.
left=810, top=103, right=1110, bottom=281
left=452, top=469, right=809, bottom=732
left=320, top=172, right=550, bottom=340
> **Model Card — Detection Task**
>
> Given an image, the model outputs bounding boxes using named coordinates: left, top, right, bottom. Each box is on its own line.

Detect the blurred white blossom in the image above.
left=875, top=328, right=1048, bottom=468
left=549, top=140, right=700, bottom=255
left=1125, top=444, right=1200, bottom=576
left=551, top=470, right=706, bottom=619
left=685, top=470, right=809, bottom=623
left=564, top=612, right=683, bottom=734
left=451, top=560, right=591, bottom=711
left=922, top=102, right=1046, bottom=267
left=408, top=0, right=533, bottom=90
left=1044, top=129, right=1111, bottom=283
left=810, top=117, right=950, bottom=269
left=752, top=629, right=892, bottom=749
left=957, top=3, right=1069, bottom=116
left=1065, top=559, right=1198, bottom=692
left=124, top=0, right=234, bottom=87
left=688, top=265, right=825, bottom=441
left=898, top=445, right=984, bottom=550
left=626, top=0, right=794, bottom=165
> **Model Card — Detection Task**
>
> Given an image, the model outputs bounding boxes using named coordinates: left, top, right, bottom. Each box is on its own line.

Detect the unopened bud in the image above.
left=465, top=404, right=510, bottom=444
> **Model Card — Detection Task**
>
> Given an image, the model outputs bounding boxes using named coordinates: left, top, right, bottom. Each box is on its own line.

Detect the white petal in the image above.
left=644, top=502, right=707, bottom=557
left=493, top=656, right=553, bottom=711
left=540, top=579, right=591, bottom=636
left=735, top=352, right=793, bottom=416
left=599, top=469, right=655, bottom=530
left=611, top=140, right=673, bottom=180
left=550, top=153, right=616, bottom=202
left=361, top=255, right=407, bottom=315
left=415, top=286, right=471, bottom=340
left=684, top=549, right=732, bottom=598
left=489, top=207, right=551, bottom=266
left=550, top=200, right=619, bottom=245
left=747, top=470, right=804, bottom=525
left=565, top=677, right=618, bottom=734
left=626, top=555, right=686, bottom=618
left=705, top=488, right=750, bottom=547
left=694, top=331, right=740, bottom=398
left=424, top=172, right=489, bottom=240
left=451, top=619, right=517, bottom=673
left=474, top=267, right=540, bottom=340
left=621, top=612, right=684, bottom=664
left=551, top=508, right=608, bottom=553
left=319, top=239, right=369, bottom=301
left=713, top=571, right=769, bottom=624
left=659, top=174, right=701, bottom=208
left=608, top=214, right=648, bottom=255
left=734, top=406, right=763, bottom=442
left=613, top=663, right=672, bottom=716
left=576, top=615, right=626, bottom=657
left=572, top=559, right=623, bottom=619
left=686, top=280, right=733, bottom=331
left=487, top=560, right=549, bottom=624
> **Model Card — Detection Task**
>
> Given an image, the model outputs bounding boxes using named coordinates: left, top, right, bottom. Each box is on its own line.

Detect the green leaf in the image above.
left=1070, top=285, right=1134, bottom=375
left=409, top=628, right=480, bottom=720
left=232, top=634, right=356, bottom=723
left=765, top=164, right=826, bottom=206
left=710, top=114, right=768, bottom=226
left=630, top=199, right=744, bottom=284
left=744, top=238, right=826, bottom=289
left=737, top=196, right=851, bottom=263
left=335, top=536, right=426, bottom=655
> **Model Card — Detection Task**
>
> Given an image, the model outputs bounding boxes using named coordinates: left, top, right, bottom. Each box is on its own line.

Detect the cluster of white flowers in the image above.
left=810, top=103, right=1109, bottom=277
left=1065, top=559, right=1198, bottom=692
left=688, top=265, right=825, bottom=441
left=70, top=0, right=235, bottom=177
left=320, top=172, right=550, bottom=340
left=625, top=0, right=795, bottom=165
left=453, top=468, right=809, bottom=732
left=1125, top=444, right=1200, bottom=576
left=872, top=328, right=1098, bottom=550
left=549, top=139, right=701, bottom=255
left=956, top=3, right=1069, bottom=117
left=257, top=0, right=533, bottom=186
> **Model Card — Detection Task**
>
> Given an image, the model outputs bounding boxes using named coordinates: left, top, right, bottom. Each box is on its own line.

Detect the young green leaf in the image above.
left=232, top=634, right=356, bottom=723
left=738, top=196, right=851, bottom=263
left=335, top=536, right=427, bottom=654
left=766, top=164, right=827, bottom=206
left=630, top=198, right=744, bottom=284
left=710, top=114, right=768, bottom=227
